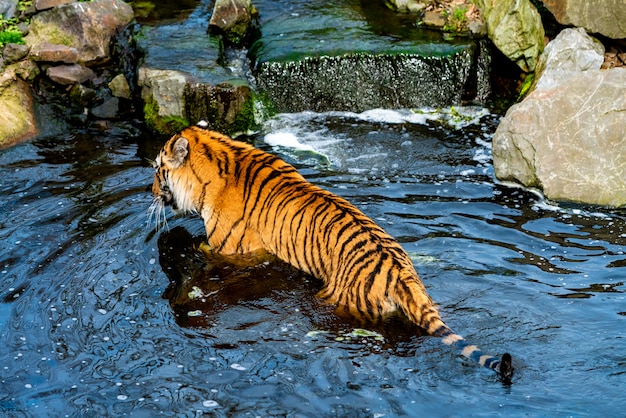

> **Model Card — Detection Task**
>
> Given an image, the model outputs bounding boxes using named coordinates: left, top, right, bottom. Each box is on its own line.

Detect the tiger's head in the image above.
left=150, top=130, right=197, bottom=218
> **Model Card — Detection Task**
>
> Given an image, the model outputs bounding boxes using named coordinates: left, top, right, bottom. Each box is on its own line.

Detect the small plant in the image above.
left=1, top=0, right=32, bottom=48
left=0, top=29, right=23, bottom=47
left=443, top=6, right=468, bottom=34
left=17, top=0, right=33, bottom=12
left=0, top=14, right=25, bottom=47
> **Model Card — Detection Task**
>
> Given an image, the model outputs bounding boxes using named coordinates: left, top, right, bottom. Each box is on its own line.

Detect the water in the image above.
left=1, top=111, right=625, bottom=417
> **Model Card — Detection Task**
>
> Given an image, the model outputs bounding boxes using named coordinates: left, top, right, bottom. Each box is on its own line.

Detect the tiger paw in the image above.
left=198, top=241, right=214, bottom=256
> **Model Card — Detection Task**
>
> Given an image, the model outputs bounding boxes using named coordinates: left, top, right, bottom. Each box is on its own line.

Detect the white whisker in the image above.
left=148, top=198, right=169, bottom=232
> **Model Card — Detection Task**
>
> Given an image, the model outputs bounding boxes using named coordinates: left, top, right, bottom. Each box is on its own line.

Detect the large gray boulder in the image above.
left=493, top=66, right=626, bottom=207
left=542, top=0, right=626, bottom=40
left=532, top=27, right=605, bottom=91
left=474, top=0, right=544, bottom=72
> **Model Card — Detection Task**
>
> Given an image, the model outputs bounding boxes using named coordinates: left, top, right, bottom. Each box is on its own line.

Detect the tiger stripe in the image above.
left=151, top=124, right=513, bottom=381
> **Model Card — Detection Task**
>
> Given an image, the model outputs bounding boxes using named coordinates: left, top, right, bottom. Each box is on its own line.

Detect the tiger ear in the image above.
left=170, top=136, right=189, bottom=168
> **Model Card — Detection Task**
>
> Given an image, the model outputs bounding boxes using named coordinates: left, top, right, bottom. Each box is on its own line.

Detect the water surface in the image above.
left=0, top=110, right=624, bottom=416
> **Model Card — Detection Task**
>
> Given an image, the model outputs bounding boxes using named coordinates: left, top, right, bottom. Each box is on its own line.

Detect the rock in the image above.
left=533, top=28, right=604, bottom=92
left=0, top=69, right=37, bottom=149
left=108, top=74, right=132, bottom=99
left=13, top=59, right=41, bottom=82
left=492, top=68, right=626, bottom=207
left=254, top=48, right=481, bottom=113
left=0, top=0, right=18, bottom=20
left=602, top=47, right=626, bottom=69
left=473, top=0, right=544, bottom=72
left=467, top=18, right=487, bottom=37
left=422, top=10, right=446, bottom=27
left=25, top=0, right=134, bottom=65
left=137, top=66, right=256, bottom=135
left=185, top=82, right=254, bottom=135
left=542, top=0, right=626, bottom=40
left=138, top=68, right=190, bottom=134
left=29, top=42, right=79, bottom=64
left=34, top=0, right=73, bottom=11
left=385, top=0, right=426, bottom=13
left=91, top=97, right=119, bottom=119
left=69, top=83, right=97, bottom=107
left=209, top=0, right=258, bottom=46
left=46, top=64, right=96, bottom=85
left=2, top=43, right=29, bottom=64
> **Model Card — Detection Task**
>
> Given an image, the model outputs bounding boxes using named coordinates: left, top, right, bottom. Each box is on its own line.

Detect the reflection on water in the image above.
left=0, top=112, right=624, bottom=416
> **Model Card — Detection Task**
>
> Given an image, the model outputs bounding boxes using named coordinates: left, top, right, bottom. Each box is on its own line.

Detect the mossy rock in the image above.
left=143, top=97, right=189, bottom=135
left=0, top=74, right=37, bottom=148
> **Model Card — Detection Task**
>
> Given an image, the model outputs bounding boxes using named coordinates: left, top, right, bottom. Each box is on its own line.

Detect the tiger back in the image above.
left=151, top=122, right=513, bottom=381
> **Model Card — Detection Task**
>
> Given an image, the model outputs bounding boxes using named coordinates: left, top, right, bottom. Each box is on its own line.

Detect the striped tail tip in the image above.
left=498, top=353, right=513, bottom=381
left=442, top=333, right=514, bottom=382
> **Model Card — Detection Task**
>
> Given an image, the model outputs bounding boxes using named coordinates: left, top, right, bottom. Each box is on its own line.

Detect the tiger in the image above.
left=150, top=121, right=513, bottom=381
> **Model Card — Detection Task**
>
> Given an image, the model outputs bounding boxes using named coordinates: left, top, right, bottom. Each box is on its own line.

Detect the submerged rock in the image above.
left=91, top=97, right=120, bottom=119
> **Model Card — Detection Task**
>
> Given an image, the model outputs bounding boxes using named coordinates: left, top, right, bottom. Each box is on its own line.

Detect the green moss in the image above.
left=231, top=89, right=280, bottom=135
left=228, top=94, right=256, bottom=135
left=144, top=98, right=189, bottom=135
left=0, top=80, right=33, bottom=147
left=129, top=1, right=156, bottom=18
left=17, top=0, right=32, bottom=11
left=518, top=72, right=535, bottom=100
left=28, top=19, right=77, bottom=47
left=252, top=90, right=277, bottom=119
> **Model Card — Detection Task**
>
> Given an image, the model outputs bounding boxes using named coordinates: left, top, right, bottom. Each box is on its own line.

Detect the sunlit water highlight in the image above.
left=0, top=111, right=624, bottom=416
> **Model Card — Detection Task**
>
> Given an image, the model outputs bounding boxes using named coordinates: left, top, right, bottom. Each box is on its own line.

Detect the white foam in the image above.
left=269, top=106, right=490, bottom=128
left=357, top=108, right=432, bottom=124
left=264, top=132, right=316, bottom=151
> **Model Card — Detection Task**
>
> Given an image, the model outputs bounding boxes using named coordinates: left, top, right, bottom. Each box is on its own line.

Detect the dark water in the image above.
left=1, top=110, right=625, bottom=417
